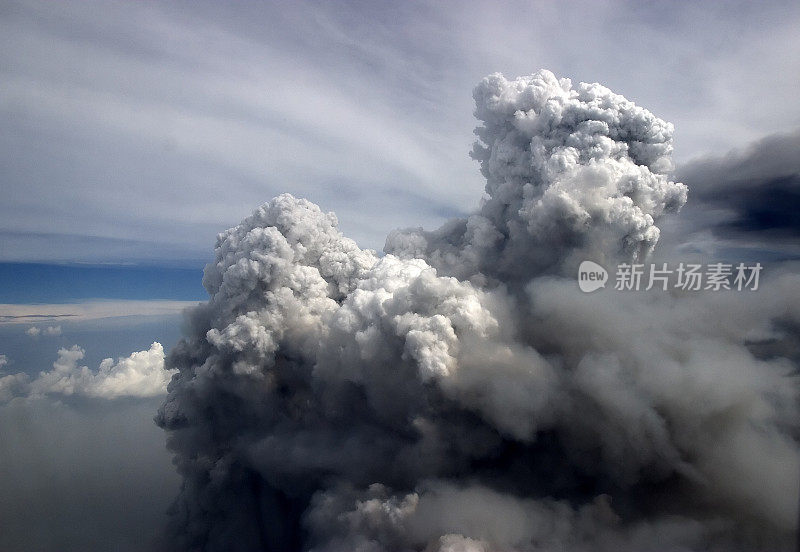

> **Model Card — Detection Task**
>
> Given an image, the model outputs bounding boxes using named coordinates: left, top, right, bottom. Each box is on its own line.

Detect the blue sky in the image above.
left=0, top=262, right=206, bottom=303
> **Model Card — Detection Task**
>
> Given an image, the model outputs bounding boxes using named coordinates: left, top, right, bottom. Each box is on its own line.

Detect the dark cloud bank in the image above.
left=156, top=71, right=800, bottom=551
left=670, top=129, right=800, bottom=261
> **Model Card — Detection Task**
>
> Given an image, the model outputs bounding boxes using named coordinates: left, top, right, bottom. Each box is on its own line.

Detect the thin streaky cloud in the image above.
left=0, top=300, right=199, bottom=325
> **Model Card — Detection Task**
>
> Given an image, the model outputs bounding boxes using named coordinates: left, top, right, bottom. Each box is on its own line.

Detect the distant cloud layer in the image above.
left=25, top=325, right=61, bottom=337
left=156, top=71, right=800, bottom=551
left=0, top=342, right=172, bottom=402
left=0, top=300, right=198, bottom=325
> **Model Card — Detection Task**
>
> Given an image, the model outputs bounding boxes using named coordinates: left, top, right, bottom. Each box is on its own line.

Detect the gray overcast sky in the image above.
left=2, top=0, right=799, bottom=262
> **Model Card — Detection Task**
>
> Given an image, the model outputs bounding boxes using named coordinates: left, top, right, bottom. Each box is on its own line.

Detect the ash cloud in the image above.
left=156, top=71, right=799, bottom=551
left=386, top=71, right=687, bottom=284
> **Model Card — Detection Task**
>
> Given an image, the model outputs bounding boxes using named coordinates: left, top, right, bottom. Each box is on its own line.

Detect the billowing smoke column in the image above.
left=386, top=71, right=687, bottom=283
left=157, top=70, right=799, bottom=551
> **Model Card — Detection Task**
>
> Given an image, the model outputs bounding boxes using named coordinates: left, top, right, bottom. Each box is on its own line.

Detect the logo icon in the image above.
left=578, top=261, right=608, bottom=293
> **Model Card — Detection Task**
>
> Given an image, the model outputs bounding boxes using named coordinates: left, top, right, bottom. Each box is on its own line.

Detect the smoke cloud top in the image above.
left=386, top=71, right=687, bottom=283
left=156, top=71, right=799, bottom=551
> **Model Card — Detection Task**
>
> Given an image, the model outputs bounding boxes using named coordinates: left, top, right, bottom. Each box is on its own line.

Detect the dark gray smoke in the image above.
left=156, top=70, right=799, bottom=551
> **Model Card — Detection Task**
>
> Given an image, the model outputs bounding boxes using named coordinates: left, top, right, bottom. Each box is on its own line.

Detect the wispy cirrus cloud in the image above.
left=2, top=0, right=799, bottom=261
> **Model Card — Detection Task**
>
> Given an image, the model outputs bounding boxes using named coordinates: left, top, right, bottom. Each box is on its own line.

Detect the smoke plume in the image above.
left=386, top=71, right=687, bottom=283
left=156, top=70, right=799, bottom=551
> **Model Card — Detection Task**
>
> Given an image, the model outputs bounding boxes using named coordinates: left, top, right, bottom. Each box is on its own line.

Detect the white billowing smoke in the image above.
left=156, top=71, right=799, bottom=551
left=386, top=71, right=687, bottom=283
left=0, top=342, right=171, bottom=401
